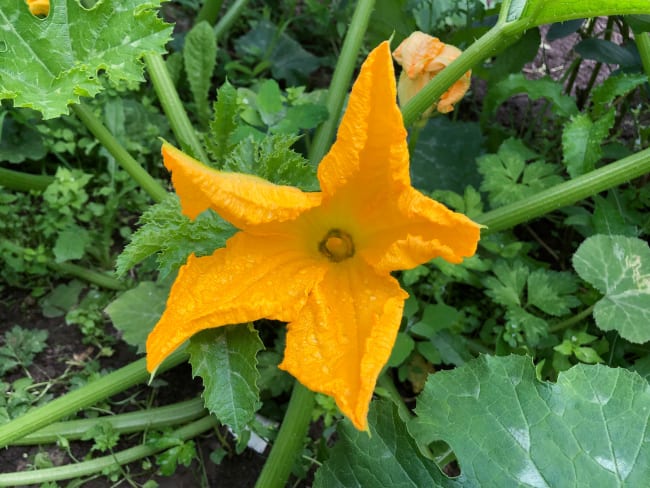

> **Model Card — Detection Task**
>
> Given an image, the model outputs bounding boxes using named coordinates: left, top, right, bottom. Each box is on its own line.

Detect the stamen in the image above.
left=319, top=229, right=355, bottom=262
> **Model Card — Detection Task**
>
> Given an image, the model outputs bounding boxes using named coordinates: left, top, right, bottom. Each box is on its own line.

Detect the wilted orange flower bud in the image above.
left=26, top=0, right=49, bottom=16
left=392, top=31, right=471, bottom=115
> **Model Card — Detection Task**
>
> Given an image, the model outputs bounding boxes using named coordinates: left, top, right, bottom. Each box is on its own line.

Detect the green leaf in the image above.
left=0, top=111, right=46, bottom=163
left=483, top=259, right=529, bottom=308
left=116, top=195, right=236, bottom=279
left=183, top=21, right=217, bottom=126
left=207, top=81, right=239, bottom=163
left=411, top=117, right=483, bottom=193
left=387, top=332, right=415, bottom=368
left=187, top=325, right=263, bottom=438
left=104, top=280, right=171, bottom=353
left=0, top=326, right=48, bottom=375
left=256, top=79, right=284, bottom=127
left=0, top=0, right=171, bottom=119
left=592, top=193, right=639, bottom=237
left=487, top=28, right=541, bottom=83
left=575, top=38, right=640, bottom=67
left=271, top=103, right=328, bottom=135
left=527, top=268, right=580, bottom=316
left=591, top=73, right=648, bottom=118
left=562, top=111, right=615, bottom=178
left=482, top=74, right=578, bottom=121
left=412, top=355, right=650, bottom=485
left=314, top=400, right=458, bottom=488
left=504, top=306, right=548, bottom=347
left=39, top=280, right=84, bottom=318
left=366, top=0, right=416, bottom=47
left=53, top=226, right=90, bottom=263
left=223, top=134, right=318, bottom=190
left=573, top=234, right=650, bottom=343
left=234, top=20, right=320, bottom=84
left=478, top=138, right=564, bottom=207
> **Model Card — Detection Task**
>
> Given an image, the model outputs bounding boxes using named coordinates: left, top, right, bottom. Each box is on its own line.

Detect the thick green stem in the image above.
left=71, top=104, right=168, bottom=203
left=11, top=398, right=206, bottom=446
left=254, top=383, right=315, bottom=488
left=214, top=0, right=249, bottom=41
left=0, top=351, right=187, bottom=448
left=0, top=414, right=217, bottom=487
left=0, top=167, right=54, bottom=192
left=144, top=53, right=210, bottom=163
left=636, top=31, right=650, bottom=80
left=308, top=0, right=376, bottom=164
left=2, top=240, right=125, bottom=290
left=195, top=0, right=224, bottom=25
left=477, top=146, right=650, bottom=233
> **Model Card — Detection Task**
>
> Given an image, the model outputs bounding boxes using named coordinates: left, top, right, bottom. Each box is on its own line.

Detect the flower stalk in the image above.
left=0, top=351, right=188, bottom=448
left=0, top=415, right=217, bottom=487
left=477, top=146, right=650, bottom=233
left=144, top=53, right=210, bottom=163
left=71, top=103, right=168, bottom=203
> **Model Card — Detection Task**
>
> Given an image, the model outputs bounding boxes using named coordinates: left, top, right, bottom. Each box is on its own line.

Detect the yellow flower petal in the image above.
left=317, top=41, right=410, bottom=198
left=359, top=187, right=481, bottom=271
left=162, top=143, right=322, bottom=227
left=26, top=0, right=49, bottom=16
left=279, top=259, right=408, bottom=430
left=146, top=231, right=328, bottom=372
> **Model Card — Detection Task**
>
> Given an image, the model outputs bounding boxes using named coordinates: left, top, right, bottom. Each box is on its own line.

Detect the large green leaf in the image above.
left=411, top=117, right=483, bottom=193
left=318, top=355, right=650, bottom=486
left=573, top=234, right=650, bottom=344
left=413, top=355, right=650, bottom=485
left=314, top=400, right=460, bottom=487
left=187, top=325, right=263, bottom=438
left=0, top=0, right=171, bottom=119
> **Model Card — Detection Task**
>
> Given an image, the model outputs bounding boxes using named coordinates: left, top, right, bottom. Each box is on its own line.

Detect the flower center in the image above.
left=319, top=229, right=355, bottom=262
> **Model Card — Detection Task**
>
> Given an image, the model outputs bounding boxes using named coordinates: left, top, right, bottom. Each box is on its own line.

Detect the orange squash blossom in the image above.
left=393, top=31, right=471, bottom=115
left=146, top=41, right=481, bottom=430
left=25, top=0, right=49, bottom=16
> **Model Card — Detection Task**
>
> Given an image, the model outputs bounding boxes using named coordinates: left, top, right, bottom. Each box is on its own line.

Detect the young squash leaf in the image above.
left=316, top=355, right=650, bottom=486
left=187, top=325, right=263, bottom=439
left=0, top=0, right=171, bottom=119
left=573, top=234, right=650, bottom=343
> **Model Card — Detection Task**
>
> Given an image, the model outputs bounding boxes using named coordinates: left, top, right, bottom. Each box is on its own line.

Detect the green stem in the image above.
left=0, top=167, right=54, bottom=192
left=144, top=53, right=210, bottom=163
left=49, top=261, right=125, bottom=290
left=254, top=382, right=315, bottom=488
left=308, top=0, right=376, bottom=164
left=11, top=398, right=206, bottom=445
left=549, top=305, right=596, bottom=333
left=636, top=32, right=650, bottom=80
left=2, top=240, right=125, bottom=290
left=195, top=0, right=224, bottom=25
left=477, top=146, right=650, bottom=233
left=0, top=351, right=188, bottom=448
left=71, top=104, right=168, bottom=203
left=0, top=414, right=217, bottom=487
left=214, top=0, right=249, bottom=41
